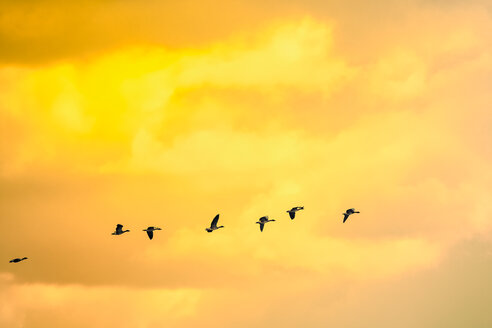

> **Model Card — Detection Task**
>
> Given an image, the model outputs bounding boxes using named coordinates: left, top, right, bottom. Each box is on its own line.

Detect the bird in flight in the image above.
left=112, top=224, right=130, bottom=235
left=9, top=257, right=28, bottom=263
left=287, top=206, right=304, bottom=220
left=206, top=214, right=224, bottom=232
left=143, top=226, right=162, bottom=240
left=343, top=208, right=360, bottom=223
left=256, top=216, right=276, bottom=232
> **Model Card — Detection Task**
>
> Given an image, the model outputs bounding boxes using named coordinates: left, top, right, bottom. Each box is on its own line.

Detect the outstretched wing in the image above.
left=259, top=223, right=265, bottom=232
left=211, top=214, right=220, bottom=228
left=147, top=230, right=153, bottom=240
left=289, top=211, right=295, bottom=220
left=343, top=213, right=349, bottom=223
left=116, top=224, right=123, bottom=233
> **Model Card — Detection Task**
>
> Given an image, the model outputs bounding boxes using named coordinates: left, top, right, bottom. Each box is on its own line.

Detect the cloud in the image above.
left=2, top=235, right=492, bottom=328
left=0, top=277, right=202, bottom=328
left=0, top=18, right=353, bottom=176
left=0, top=2, right=492, bottom=327
left=0, top=0, right=298, bottom=65
left=1, top=8, right=491, bottom=284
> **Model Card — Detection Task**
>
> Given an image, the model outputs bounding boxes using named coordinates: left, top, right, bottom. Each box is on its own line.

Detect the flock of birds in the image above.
left=8, top=207, right=360, bottom=264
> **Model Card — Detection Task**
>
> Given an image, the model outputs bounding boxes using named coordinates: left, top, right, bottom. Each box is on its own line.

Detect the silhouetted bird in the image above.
left=256, top=216, right=276, bottom=232
left=112, top=224, right=130, bottom=235
left=343, top=208, right=360, bottom=223
left=287, top=206, right=304, bottom=220
left=9, top=257, right=28, bottom=263
left=206, top=214, right=224, bottom=232
left=143, top=226, right=162, bottom=240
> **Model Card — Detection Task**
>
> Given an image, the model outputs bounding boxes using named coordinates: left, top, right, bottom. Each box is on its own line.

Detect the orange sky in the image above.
left=1, top=1, right=492, bottom=327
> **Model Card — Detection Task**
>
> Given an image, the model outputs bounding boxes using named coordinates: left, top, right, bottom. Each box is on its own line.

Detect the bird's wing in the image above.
left=147, top=230, right=153, bottom=240
left=211, top=214, right=220, bottom=228
left=260, top=223, right=264, bottom=232
left=289, top=211, right=295, bottom=219
left=343, top=214, right=349, bottom=223
left=116, top=224, right=123, bottom=233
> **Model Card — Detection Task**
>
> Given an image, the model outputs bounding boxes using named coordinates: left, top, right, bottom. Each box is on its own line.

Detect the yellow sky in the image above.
left=1, top=1, right=492, bottom=327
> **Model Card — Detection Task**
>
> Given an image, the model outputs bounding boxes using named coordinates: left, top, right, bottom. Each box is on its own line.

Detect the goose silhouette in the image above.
left=112, top=224, right=130, bottom=235
left=343, top=208, right=360, bottom=223
left=143, top=226, right=162, bottom=240
left=206, top=214, right=224, bottom=232
left=256, top=216, right=275, bottom=232
left=9, top=257, right=28, bottom=263
left=287, top=206, right=304, bottom=220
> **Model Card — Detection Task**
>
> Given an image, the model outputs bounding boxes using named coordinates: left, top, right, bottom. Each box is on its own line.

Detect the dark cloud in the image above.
left=0, top=0, right=294, bottom=65
left=2, top=0, right=488, bottom=65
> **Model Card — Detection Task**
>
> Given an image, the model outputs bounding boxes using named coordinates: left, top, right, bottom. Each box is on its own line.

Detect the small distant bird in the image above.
left=287, top=206, right=304, bottom=220
left=9, top=257, right=28, bottom=263
left=206, top=214, right=224, bottom=232
left=112, top=224, right=130, bottom=235
left=256, top=216, right=276, bottom=232
left=343, top=208, right=360, bottom=223
left=143, top=226, right=162, bottom=240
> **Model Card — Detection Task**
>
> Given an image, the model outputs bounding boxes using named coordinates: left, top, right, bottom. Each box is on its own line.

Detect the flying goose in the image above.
left=206, top=214, right=224, bottom=232
left=143, top=226, right=162, bottom=240
left=112, top=224, right=130, bottom=235
left=9, top=257, right=28, bottom=263
left=287, top=206, right=304, bottom=220
left=256, top=216, right=276, bottom=232
left=343, top=208, right=360, bottom=223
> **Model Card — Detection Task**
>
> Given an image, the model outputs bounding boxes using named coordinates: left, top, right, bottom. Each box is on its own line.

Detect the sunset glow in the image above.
left=1, top=1, right=492, bottom=327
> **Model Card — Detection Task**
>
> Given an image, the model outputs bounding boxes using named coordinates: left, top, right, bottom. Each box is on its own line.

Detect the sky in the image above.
left=0, top=0, right=492, bottom=327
